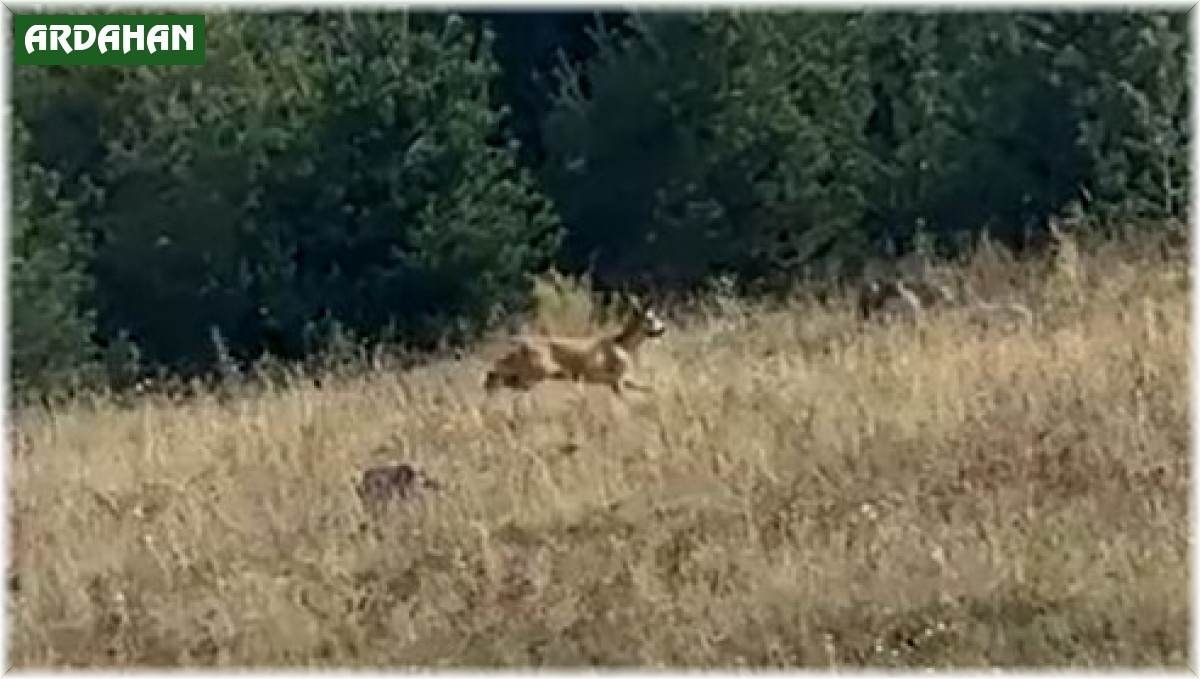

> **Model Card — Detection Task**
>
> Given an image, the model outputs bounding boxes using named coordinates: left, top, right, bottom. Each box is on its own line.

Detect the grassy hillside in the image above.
left=7, top=229, right=1190, bottom=667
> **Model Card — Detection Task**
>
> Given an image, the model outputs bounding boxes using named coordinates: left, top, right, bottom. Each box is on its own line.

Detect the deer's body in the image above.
left=965, top=300, right=1035, bottom=330
left=484, top=302, right=666, bottom=395
left=859, top=277, right=1035, bottom=330
left=858, top=278, right=958, bottom=322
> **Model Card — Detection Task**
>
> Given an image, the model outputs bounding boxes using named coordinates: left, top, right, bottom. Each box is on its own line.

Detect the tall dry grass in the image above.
left=7, top=230, right=1190, bottom=668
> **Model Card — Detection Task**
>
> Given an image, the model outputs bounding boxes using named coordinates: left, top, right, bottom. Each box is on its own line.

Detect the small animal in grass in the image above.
left=860, top=278, right=1034, bottom=331
left=965, top=300, right=1036, bottom=330
left=356, top=462, right=440, bottom=510
left=858, top=278, right=954, bottom=322
left=483, top=294, right=667, bottom=396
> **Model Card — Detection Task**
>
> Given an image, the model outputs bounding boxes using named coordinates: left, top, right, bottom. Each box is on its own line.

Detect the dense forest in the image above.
left=10, top=10, right=1190, bottom=399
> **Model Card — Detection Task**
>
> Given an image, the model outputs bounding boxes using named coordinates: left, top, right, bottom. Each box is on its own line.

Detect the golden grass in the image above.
left=7, top=234, right=1191, bottom=668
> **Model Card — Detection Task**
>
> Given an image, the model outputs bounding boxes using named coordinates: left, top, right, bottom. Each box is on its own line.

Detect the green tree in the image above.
left=1063, top=11, right=1189, bottom=220
left=249, top=12, right=561, bottom=352
left=543, top=11, right=876, bottom=289
left=861, top=13, right=1090, bottom=254
left=10, top=116, right=96, bottom=398
left=23, top=11, right=560, bottom=374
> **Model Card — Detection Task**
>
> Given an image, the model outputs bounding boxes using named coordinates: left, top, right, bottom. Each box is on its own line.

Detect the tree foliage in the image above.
left=16, top=11, right=559, bottom=380
left=10, top=116, right=96, bottom=397
left=541, top=10, right=1188, bottom=287
left=10, top=9, right=1189, bottom=395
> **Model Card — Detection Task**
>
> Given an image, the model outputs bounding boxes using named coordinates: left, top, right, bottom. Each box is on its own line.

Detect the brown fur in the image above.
left=483, top=299, right=667, bottom=395
left=356, top=463, right=439, bottom=511
left=859, top=278, right=957, bottom=321
left=860, top=277, right=1034, bottom=331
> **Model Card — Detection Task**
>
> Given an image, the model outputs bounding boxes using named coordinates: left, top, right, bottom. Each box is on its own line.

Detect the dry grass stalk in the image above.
left=7, top=239, right=1189, bottom=668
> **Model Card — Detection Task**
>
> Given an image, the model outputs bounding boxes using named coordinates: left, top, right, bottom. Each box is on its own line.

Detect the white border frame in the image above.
left=0, top=0, right=1195, bottom=676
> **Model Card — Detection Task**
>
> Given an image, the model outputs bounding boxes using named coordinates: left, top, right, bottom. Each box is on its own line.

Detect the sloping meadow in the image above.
left=8, top=234, right=1189, bottom=667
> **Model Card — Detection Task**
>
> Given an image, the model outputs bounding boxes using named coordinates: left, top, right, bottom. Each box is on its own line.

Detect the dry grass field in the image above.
left=6, top=229, right=1191, bottom=668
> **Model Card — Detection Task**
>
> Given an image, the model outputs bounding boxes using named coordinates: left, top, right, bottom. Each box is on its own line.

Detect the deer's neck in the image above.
left=610, top=322, right=645, bottom=352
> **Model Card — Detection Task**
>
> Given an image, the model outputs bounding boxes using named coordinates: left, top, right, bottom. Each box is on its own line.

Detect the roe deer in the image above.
left=858, top=278, right=954, bottom=322
left=483, top=295, right=667, bottom=396
left=859, top=278, right=1034, bottom=330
